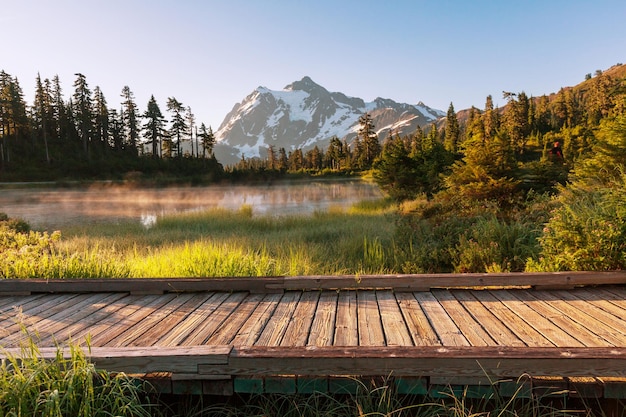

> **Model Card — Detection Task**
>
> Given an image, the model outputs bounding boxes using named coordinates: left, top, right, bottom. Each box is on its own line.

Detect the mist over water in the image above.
left=0, top=179, right=382, bottom=230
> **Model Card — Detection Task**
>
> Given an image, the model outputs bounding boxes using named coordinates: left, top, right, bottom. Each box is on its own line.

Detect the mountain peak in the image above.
left=213, top=78, right=444, bottom=166
left=284, top=76, right=323, bottom=93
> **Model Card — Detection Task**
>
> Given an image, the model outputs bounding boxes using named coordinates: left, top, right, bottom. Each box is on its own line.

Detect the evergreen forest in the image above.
left=2, top=64, right=626, bottom=273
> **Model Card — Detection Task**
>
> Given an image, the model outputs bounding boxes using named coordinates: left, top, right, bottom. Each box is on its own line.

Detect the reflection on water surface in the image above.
left=0, top=180, right=382, bottom=229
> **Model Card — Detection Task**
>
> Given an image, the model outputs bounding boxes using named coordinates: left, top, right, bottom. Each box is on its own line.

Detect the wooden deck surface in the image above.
left=2, top=273, right=626, bottom=397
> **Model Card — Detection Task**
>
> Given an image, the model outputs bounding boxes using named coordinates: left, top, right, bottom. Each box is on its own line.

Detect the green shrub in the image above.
left=530, top=181, right=626, bottom=271
left=454, top=217, right=541, bottom=273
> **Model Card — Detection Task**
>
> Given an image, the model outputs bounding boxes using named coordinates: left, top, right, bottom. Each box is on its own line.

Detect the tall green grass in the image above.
left=0, top=339, right=153, bottom=417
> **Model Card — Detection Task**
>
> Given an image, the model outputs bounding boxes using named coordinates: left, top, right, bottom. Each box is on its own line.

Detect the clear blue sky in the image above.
left=3, top=0, right=625, bottom=131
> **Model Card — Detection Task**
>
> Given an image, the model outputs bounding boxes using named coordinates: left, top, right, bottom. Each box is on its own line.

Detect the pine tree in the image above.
left=93, top=86, right=109, bottom=151
left=51, top=75, right=69, bottom=144
left=72, top=73, right=93, bottom=159
left=277, top=147, right=288, bottom=171
left=166, top=97, right=187, bottom=157
left=186, top=106, right=195, bottom=157
left=288, top=148, right=304, bottom=171
left=108, top=108, right=124, bottom=151
left=586, top=70, right=614, bottom=125
left=325, top=136, right=344, bottom=170
left=444, top=102, right=460, bottom=153
left=372, top=134, right=414, bottom=200
left=198, top=123, right=215, bottom=158
left=483, top=95, right=498, bottom=140
left=142, top=95, right=165, bottom=158
left=267, top=145, right=277, bottom=170
left=32, top=73, right=53, bottom=163
left=121, top=86, right=140, bottom=155
left=502, top=91, right=531, bottom=154
left=357, top=113, right=381, bottom=168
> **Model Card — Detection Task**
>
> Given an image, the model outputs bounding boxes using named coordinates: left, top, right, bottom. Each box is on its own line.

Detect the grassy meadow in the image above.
left=1, top=197, right=404, bottom=279
left=1, top=188, right=553, bottom=279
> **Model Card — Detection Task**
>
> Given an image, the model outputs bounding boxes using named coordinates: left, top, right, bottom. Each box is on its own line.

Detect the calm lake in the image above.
left=0, top=179, right=383, bottom=229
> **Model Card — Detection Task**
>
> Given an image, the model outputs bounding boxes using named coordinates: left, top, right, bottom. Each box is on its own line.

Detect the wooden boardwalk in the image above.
left=2, top=272, right=626, bottom=398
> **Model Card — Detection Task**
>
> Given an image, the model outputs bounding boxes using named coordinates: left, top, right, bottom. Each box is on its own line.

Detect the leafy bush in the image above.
left=0, top=213, right=128, bottom=279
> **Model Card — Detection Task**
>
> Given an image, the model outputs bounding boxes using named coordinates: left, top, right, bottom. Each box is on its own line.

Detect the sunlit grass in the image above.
left=0, top=337, right=153, bottom=417
left=44, top=198, right=399, bottom=278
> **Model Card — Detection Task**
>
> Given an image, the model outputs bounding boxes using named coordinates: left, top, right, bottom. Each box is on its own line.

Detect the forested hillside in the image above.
left=371, top=63, right=626, bottom=273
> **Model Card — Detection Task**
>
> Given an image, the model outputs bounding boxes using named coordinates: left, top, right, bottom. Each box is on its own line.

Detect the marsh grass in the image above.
left=37, top=199, right=399, bottom=278
left=0, top=338, right=153, bottom=417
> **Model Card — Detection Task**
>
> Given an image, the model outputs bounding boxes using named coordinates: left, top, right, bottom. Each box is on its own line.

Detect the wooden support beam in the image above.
left=1, top=271, right=625, bottom=294
left=198, top=346, right=626, bottom=380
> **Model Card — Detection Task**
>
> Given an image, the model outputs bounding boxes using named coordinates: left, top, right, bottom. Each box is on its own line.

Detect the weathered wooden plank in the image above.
left=0, top=294, right=86, bottom=342
left=551, top=290, right=626, bottom=345
left=277, top=271, right=626, bottom=290
left=334, top=290, right=358, bottom=346
left=281, top=290, right=320, bottom=347
left=0, top=294, right=79, bottom=330
left=181, top=292, right=249, bottom=346
left=598, top=286, right=626, bottom=305
left=0, top=294, right=45, bottom=316
left=206, top=294, right=265, bottom=345
left=89, top=295, right=177, bottom=346
left=565, top=288, right=626, bottom=330
left=131, top=293, right=212, bottom=347
left=395, top=292, right=440, bottom=346
left=98, top=294, right=182, bottom=347
left=451, top=290, right=525, bottom=347
left=99, top=294, right=195, bottom=348
left=199, top=346, right=626, bottom=379
left=493, top=289, right=584, bottom=347
left=254, top=291, right=301, bottom=346
left=599, top=377, right=626, bottom=399
left=307, top=291, right=337, bottom=347
left=4, top=272, right=625, bottom=295
left=2, top=295, right=92, bottom=346
left=0, top=345, right=232, bottom=374
left=357, top=290, right=385, bottom=346
left=376, top=290, right=412, bottom=346
left=567, top=376, right=604, bottom=398
left=512, top=291, right=608, bottom=348
left=231, top=293, right=281, bottom=346
left=471, top=290, right=552, bottom=347
left=0, top=277, right=284, bottom=294
left=297, top=377, right=329, bottom=393
left=432, top=290, right=494, bottom=347
left=15, top=293, right=128, bottom=347
left=154, top=292, right=229, bottom=346
left=413, top=291, right=469, bottom=346
left=523, top=290, right=626, bottom=347
left=46, top=294, right=144, bottom=347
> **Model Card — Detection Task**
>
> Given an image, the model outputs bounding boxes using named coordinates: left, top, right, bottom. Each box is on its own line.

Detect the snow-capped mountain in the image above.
left=213, top=76, right=444, bottom=165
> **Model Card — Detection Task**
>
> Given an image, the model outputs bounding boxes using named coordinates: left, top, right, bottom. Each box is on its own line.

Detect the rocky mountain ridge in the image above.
left=213, top=76, right=444, bottom=165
